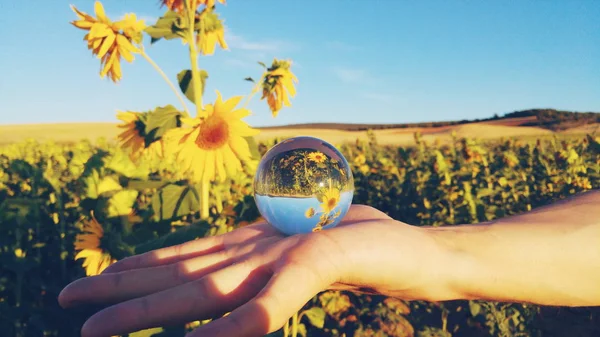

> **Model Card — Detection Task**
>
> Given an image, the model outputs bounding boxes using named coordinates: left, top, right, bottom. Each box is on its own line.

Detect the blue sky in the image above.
left=1, top=0, right=599, bottom=127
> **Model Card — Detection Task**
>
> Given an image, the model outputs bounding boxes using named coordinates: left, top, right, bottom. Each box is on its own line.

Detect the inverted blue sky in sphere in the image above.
left=0, top=0, right=598, bottom=126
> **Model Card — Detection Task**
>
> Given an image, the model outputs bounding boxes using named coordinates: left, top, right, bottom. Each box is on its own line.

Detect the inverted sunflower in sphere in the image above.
left=165, top=90, right=259, bottom=183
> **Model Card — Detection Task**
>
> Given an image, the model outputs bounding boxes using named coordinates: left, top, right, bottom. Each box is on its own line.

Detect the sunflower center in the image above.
left=327, top=197, right=338, bottom=210
left=196, top=116, right=229, bottom=150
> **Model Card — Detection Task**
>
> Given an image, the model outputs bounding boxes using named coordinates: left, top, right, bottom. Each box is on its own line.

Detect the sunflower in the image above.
left=74, top=217, right=115, bottom=276
left=196, top=10, right=228, bottom=55
left=165, top=91, right=259, bottom=183
left=261, top=59, right=298, bottom=117
left=162, top=0, right=225, bottom=13
left=307, top=151, right=327, bottom=164
left=320, top=183, right=341, bottom=214
left=70, top=1, right=145, bottom=83
left=305, top=207, right=316, bottom=218
left=116, top=111, right=164, bottom=162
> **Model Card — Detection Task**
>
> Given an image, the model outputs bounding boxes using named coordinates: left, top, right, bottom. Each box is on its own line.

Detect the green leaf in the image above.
left=476, top=188, right=495, bottom=199
left=127, top=327, right=165, bottom=337
left=302, top=307, right=326, bottom=328
left=126, top=179, right=169, bottom=191
left=177, top=70, right=208, bottom=104
left=258, top=61, right=267, bottom=69
left=144, top=10, right=186, bottom=44
left=97, top=176, right=123, bottom=195
left=134, top=220, right=211, bottom=254
left=82, top=169, right=101, bottom=199
left=244, top=77, right=255, bottom=83
left=151, top=184, right=200, bottom=221
left=469, top=301, right=481, bottom=317
left=244, top=136, right=261, bottom=160
left=144, top=105, right=184, bottom=144
left=106, top=149, right=149, bottom=179
left=298, top=323, right=307, bottom=337
left=107, top=190, right=139, bottom=218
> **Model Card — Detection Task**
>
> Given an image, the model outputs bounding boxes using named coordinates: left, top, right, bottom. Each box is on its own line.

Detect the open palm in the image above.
left=59, top=204, right=439, bottom=337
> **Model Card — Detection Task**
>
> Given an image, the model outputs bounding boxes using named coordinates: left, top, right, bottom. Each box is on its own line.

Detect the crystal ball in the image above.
left=253, top=136, right=354, bottom=236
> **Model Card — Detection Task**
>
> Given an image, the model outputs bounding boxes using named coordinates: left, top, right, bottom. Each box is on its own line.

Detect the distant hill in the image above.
left=257, top=109, right=600, bottom=131
left=0, top=109, right=598, bottom=145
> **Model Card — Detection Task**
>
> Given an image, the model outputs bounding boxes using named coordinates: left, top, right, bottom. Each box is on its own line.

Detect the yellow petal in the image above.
left=116, top=34, right=139, bottom=54
left=229, top=120, right=259, bottom=137
left=97, top=33, right=116, bottom=59
left=118, top=42, right=135, bottom=62
left=71, top=20, right=94, bottom=30
left=217, top=94, right=243, bottom=115
left=71, top=5, right=96, bottom=22
left=94, top=1, right=110, bottom=23
left=222, top=145, right=239, bottom=177
left=228, top=136, right=251, bottom=161
left=89, top=22, right=112, bottom=39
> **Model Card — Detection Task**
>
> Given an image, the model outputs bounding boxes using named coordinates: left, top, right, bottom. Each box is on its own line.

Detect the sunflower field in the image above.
left=2, top=0, right=600, bottom=336
left=2, top=127, right=600, bottom=337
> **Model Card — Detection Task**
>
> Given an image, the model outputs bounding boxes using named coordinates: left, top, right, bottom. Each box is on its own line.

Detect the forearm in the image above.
left=428, top=189, right=600, bottom=307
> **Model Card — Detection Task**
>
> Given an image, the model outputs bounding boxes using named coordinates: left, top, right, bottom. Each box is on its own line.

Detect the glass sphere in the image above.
left=253, top=136, right=354, bottom=236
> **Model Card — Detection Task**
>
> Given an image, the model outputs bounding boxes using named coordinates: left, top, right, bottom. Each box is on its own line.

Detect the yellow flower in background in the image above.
left=116, top=111, right=145, bottom=155
left=70, top=1, right=145, bottom=83
left=354, top=154, right=366, bottom=165
left=74, top=217, right=115, bottom=276
left=307, top=151, right=327, bottom=163
left=261, top=59, right=298, bottom=117
left=196, top=10, right=228, bottom=55
left=166, top=91, right=259, bottom=183
left=116, top=111, right=165, bottom=162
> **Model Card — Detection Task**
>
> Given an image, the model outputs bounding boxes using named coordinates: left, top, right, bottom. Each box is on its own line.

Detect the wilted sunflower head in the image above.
left=74, top=216, right=115, bottom=276
left=70, top=1, right=145, bottom=82
left=116, top=111, right=166, bottom=162
left=196, top=10, right=228, bottom=55
left=261, top=59, right=298, bottom=117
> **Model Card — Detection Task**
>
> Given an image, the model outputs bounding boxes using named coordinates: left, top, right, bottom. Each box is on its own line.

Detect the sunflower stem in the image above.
left=291, top=311, right=299, bottom=337
left=283, top=318, right=290, bottom=337
left=241, top=74, right=266, bottom=110
left=187, top=1, right=205, bottom=117
left=200, top=179, right=210, bottom=219
left=140, top=48, right=190, bottom=116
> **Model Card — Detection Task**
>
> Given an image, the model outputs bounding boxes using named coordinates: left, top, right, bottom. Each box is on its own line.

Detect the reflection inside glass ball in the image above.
left=253, top=136, right=354, bottom=236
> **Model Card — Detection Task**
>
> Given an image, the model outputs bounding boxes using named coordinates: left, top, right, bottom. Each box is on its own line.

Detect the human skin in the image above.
left=58, top=189, right=600, bottom=337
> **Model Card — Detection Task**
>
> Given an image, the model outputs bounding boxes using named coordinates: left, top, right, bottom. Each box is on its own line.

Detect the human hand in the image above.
left=58, top=204, right=450, bottom=337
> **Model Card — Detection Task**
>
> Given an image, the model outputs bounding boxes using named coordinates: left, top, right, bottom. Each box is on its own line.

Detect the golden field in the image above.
left=1, top=118, right=598, bottom=146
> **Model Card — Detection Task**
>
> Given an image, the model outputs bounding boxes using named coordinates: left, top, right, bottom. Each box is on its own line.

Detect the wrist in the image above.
left=418, top=223, right=490, bottom=303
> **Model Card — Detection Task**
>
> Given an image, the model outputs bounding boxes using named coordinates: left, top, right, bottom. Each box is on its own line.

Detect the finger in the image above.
left=341, top=204, right=392, bottom=223
left=102, top=221, right=279, bottom=274
left=79, top=257, right=272, bottom=337
left=59, top=237, right=279, bottom=308
left=186, top=260, right=331, bottom=337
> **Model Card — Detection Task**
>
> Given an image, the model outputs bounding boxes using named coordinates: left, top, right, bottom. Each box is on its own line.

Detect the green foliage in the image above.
left=177, top=69, right=208, bottom=104
left=1, top=133, right=599, bottom=337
